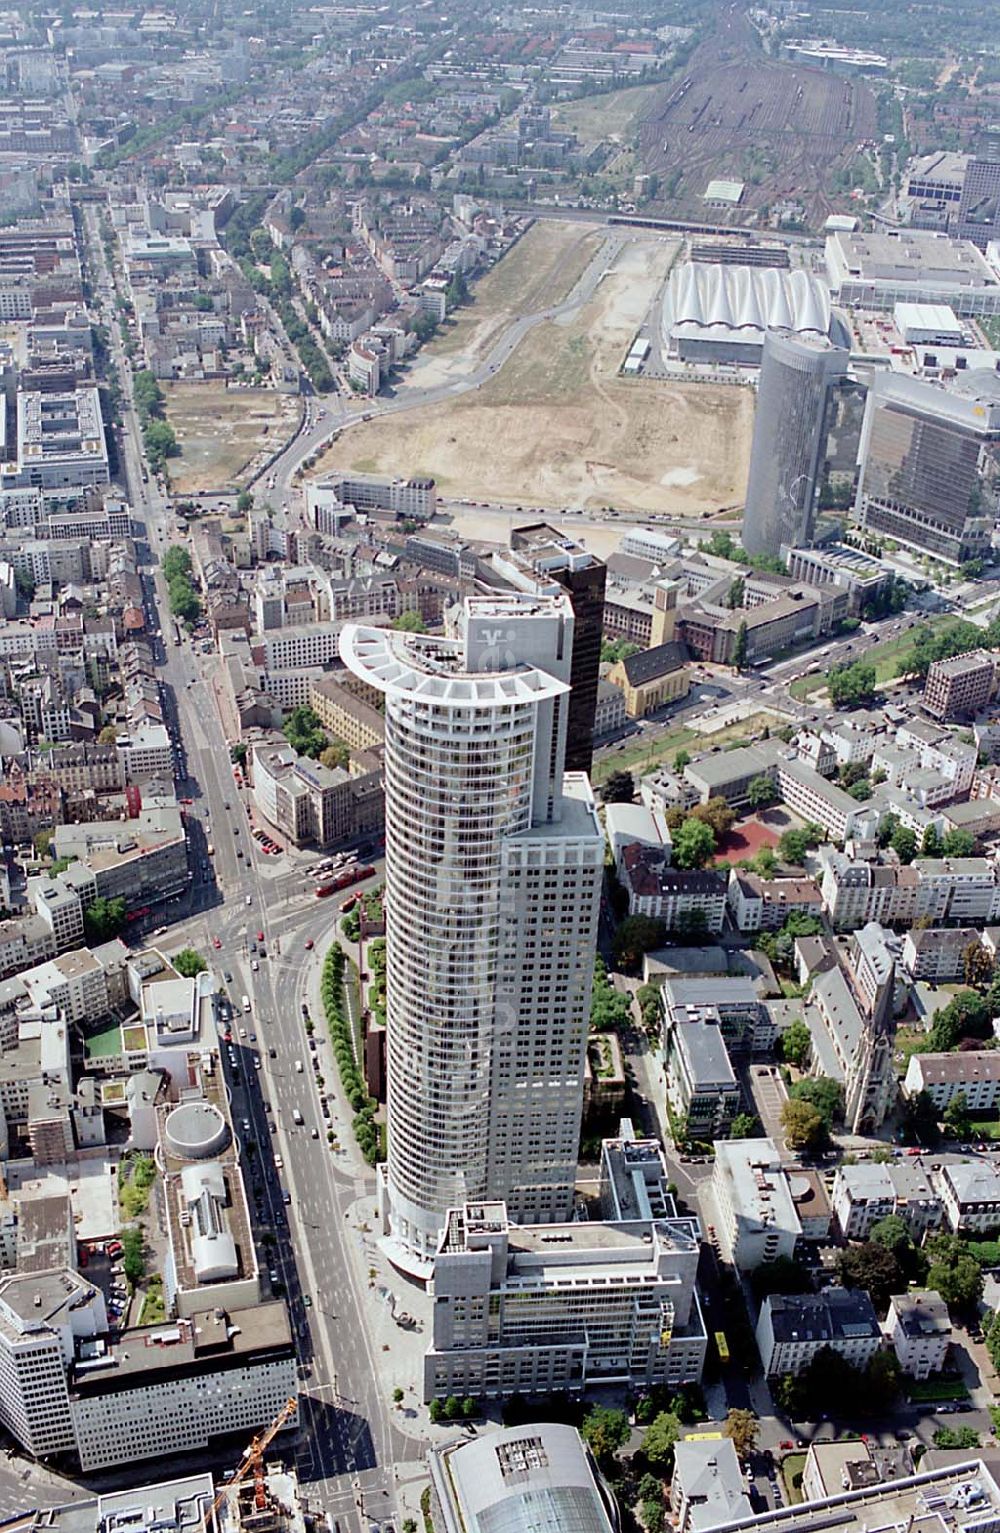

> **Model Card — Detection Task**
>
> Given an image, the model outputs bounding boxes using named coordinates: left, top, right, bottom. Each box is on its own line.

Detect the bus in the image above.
left=172, top=620, right=182, bottom=647
left=714, top=1331, right=730, bottom=1363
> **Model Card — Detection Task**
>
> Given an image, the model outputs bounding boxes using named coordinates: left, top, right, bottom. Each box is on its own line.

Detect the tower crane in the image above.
left=205, top=1397, right=298, bottom=1528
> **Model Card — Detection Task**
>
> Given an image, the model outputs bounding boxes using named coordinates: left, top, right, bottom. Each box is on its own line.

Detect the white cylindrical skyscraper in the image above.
left=340, top=595, right=604, bottom=1272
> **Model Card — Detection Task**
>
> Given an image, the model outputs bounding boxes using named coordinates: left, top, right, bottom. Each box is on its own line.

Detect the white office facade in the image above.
left=340, top=596, right=604, bottom=1271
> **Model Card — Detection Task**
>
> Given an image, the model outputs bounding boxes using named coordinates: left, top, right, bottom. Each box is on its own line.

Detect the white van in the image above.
left=293, top=1108, right=304, bottom=1126
left=295, top=1059, right=303, bottom=1073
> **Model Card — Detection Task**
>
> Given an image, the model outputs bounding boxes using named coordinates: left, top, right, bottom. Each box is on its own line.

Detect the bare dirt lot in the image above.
left=424, top=219, right=602, bottom=366
left=163, top=383, right=299, bottom=493
left=318, top=232, right=753, bottom=515
left=636, top=6, right=878, bottom=223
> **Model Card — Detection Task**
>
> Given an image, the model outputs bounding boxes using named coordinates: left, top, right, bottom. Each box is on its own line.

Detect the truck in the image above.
left=206, top=843, right=214, bottom=857
left=242, top=994, right=251, bottom=1014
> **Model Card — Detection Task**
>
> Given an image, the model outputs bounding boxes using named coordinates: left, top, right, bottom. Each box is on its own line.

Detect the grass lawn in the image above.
left=782, top=1453, right=807, bottom=1505
left=969, top=1116, right=1000, bottom=1141
left=893, top=1025, right=928, bottom=1072
left=907, top=1377, right=969, bottom=1402
left=789, top=617, right=959, bottom=699
left=551, top=82, right=661, bottom=145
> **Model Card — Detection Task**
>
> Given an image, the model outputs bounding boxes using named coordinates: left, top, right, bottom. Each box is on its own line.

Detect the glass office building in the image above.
left=743, top=332, right=850, bottom=558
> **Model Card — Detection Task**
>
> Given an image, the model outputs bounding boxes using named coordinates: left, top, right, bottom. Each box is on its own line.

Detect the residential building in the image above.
left=663, top=1014, right=740, bottom=1139
left=923, top=651, right=997, bottom=721
left=604, top=802, right=671, bottom=880
left=727, top=869, right=823, bottom=933
left=902, top=927, right=980, bottom=982
left=855, top=371, right=998, bottom=566
left=904, top=1051, right=1000, bottom=1113
left=936, top=1162, right=1000, bottom=1233
left=620, top=848, right=727, bottom=933
left=885, top=1290, right=950, bottom=1379
left=755, top=1288, right=882, bottom=1377
left=428, top=1425, right=618, bottom=1533
left=423, top=1200, right=706, bottom=1400
left=606, top=641, right=689, bottom=719
left=831, top=1161, right=943, bottom=1240
left=671, top=1440, right=752, bottom=1533
left=309, top=673, right=385, bottom=753
left=711, top=1138, right=802, bottom=1271
left=911, top=858, right=1000, bottom=925
left=743, top=332, right=850, bottom=558
left=340, top=594, right=604, bottom=1271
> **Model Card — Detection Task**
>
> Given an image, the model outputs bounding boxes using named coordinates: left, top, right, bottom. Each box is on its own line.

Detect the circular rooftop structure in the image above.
left=164, top=1101, right=230, bottom=1161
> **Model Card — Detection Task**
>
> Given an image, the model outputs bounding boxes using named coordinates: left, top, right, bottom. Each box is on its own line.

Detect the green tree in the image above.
left=672, top=817, right=716, bottom=870
left=752, top=1255, right=812, bottom=1299
left=778, top=1019, right=812, bottom=1068
left=637, top=982, right=663, bottom=1033
left=692, top=797, right=737, bottom=839
left=121, top=1226, right=146, bottom=1287
left=98, top=724, right=118, bottom=744
left=921, top=824, right=943, bottom=857
left=943, top=1089, right=972, bottom=1140
left=789, top=1075, right=842, bottom=1127
left=943, top=828, right=976, bottom=858
left=590, top=958, right=632, bottom=1031
left=779, top=828, right=808, bottom=864
left=836, top=1241, right=904, bottom=1314
left=320, top=741, right=350, bottom=770
left=674, top=749, right=691, bottom=772
left=746, top=774, right=776, bottom=811
left=891, top=825, right=918, bottom=865
left=392, top=610, right=427, bottom=632
left=613, top=915, right=667, bottom=973
left=828, top=661, right=877, bottom=708
left=84, top=896, right=127, bottom=944
left=236, top=490, right=254, bottom=513
left=282, top=705, right=327, bottom=758
left=926, top=1233, right=984, bottom=1310
left=173, top=948, right=207, bottom=977
left=732, top=620, right=749, bottom=672
left=582, top=1405, right=630, bottom=1466
left=723, top=1409, right=758, bottom=1461
left=934, top=1427, right=980, bottom=1449
left=780, top=1098, right=824, bottom=1151
left=963, top=940, right=994, bottom=990
left=730, top=1112, right=763, bottom=1139
left=642, top=1412, right=681, bottom=1474
left=162, top=546, right=193, bottom=582
left=601, top=770, right=635, bottom=805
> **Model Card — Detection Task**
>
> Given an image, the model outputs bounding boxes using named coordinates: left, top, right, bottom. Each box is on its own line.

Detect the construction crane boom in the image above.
left=206, top=1397, right=298, bottom=1526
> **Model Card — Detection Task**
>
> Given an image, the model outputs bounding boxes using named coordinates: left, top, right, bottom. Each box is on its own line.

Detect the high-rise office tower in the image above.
left=339, top=594, right=604, bottom=1272
left=743, top=332, right=850, bottom=559
left=954, top=131, right=1000, bottom=247
left=855, top=371, right=998, bottom=566
left=492, top=523, right=607, bottom=774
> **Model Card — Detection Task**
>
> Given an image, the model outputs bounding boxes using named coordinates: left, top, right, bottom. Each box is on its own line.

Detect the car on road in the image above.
left=269, top=1047, right=277, bottom=1059
left=212, top=936, right=222, bottom=949
left=303, top=1295, right=312, bottom=1308
left=224, top=970, right=233, bottom=983
left=257, top=931, right=264, bottom=941
left=304, top=938, right=314, bottom=950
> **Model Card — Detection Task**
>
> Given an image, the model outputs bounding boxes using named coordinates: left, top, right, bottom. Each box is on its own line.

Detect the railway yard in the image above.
left=635, top=4, right=880, bottom=224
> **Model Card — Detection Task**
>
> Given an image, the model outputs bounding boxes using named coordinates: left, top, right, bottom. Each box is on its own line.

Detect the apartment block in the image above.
left=904, top=1051, right=1000, bottom=1113
left=936, top=1162, right=1000, bottom=1233
left=711, top=1138, right=802, bottom=1271
left=902, top=926, right=980, bottom=982
left=663, top=1015, right=740, bottom=1139
left=755, top=1288, right=881, bottom=1377
left=885, top=1290, right=950, bottom=1380
left=831, top=1162, right=942, bottom=1240
left=620, top=847, right=727, bottom=933
left=923, top=650, right=996, bottom=721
